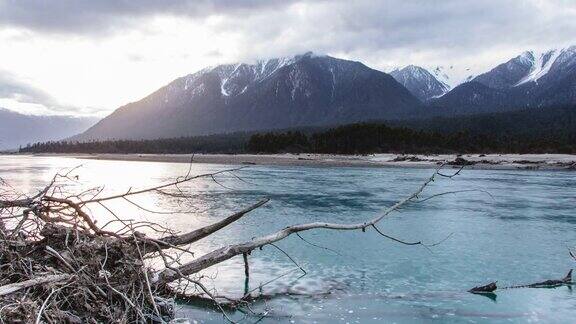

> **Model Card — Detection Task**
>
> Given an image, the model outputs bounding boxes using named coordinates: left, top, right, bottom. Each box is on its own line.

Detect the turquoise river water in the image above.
left=1, top=155, right=575, bottom=323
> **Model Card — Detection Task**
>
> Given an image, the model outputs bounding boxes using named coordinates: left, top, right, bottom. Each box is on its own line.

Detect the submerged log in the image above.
left=523, top=269, right=572, bottom=288
left=471, top=270, right=573, bottom=293
left=468, top=281, right=497, bottom=293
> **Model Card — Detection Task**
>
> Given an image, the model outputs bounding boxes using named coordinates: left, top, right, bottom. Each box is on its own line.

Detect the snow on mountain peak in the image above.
left=174, top=52, right=344, bottom=100
left=431, top=66, right=452, bottom=86
left=515, top=49, right=561, bottom=86
left=390, top=65, right=449, bottom=101
left=430, top=65, right=475, bottom=90
left=206, top=52, right=327, bottom=97
left=517, top=51, right=535, bottom=65
left=512, top=45, right=576, bottom=86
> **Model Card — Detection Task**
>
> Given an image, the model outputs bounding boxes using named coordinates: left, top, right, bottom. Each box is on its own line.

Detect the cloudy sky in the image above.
left=0, top=0, right=575, bottom=117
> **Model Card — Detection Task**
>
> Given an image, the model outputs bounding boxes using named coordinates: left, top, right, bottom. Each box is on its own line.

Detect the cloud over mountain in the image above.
left=0, top=0, right=575, bottom=116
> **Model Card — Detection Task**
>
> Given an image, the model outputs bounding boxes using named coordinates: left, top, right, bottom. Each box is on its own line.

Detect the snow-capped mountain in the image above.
left=203, top=55, right=302, bottom=97
left=516, top=47, right=576, bottom=86
left=472, top=47, right=576, bottom=89
left=68, top=47, right=576, bottom=141
left=433, top=45, right=576, bottom=114
left=76, top=52, right=423, bottom=141
left=430, top=65, right=475, bottom=89
left=390, top=65, right=449, bottom=101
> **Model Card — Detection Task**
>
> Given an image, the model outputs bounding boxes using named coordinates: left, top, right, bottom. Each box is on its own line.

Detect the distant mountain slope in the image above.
left=434, top=46, right=576, bottom=114
left=430, top=82, right=513, bottom=115
left=0, top=108, right=99, bottom=150
left=473, top=52, right=534, bottom=89
left=390, top=65, right=448, bottom=101
left=75, top=53, right=423, bottom=141
left=21, top=104, right=576, bottom=155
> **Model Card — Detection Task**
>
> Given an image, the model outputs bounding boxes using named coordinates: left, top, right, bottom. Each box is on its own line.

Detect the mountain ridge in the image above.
left=75, top=53, right=424, bottom=141
left=72, top=47, right=576, bottom=141
left=390, top=65, right=449, bottom=101
left=432, top=45, right=576, bottom=114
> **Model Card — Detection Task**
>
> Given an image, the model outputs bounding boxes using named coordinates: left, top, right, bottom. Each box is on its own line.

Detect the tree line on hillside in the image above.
left=20, top=123, right=576, bottom=155
left=247, top=123, right=576, bottom=154
left=19, top=105, right=576, bottom=155
left=19, top=133, right=249, bottom=154
left=397, top=105, right=576, bottom=138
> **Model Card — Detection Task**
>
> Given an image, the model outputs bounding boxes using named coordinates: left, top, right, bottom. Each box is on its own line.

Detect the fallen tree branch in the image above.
left=43, top=195, right=121, bottom=238
left=80, top=167, right=246, bottom=205
left=2, top=162, right=469, bottom=322
left=159, top=198, right=269, bottom=247
left=157, top=168, right=441, bottom=284
left=0, top=274, right=72, bottom=297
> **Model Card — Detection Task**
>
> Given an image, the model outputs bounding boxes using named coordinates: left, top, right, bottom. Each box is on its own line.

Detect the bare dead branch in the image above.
left=1, top=161, right=468, bottom=322
left=371, top=224, right=422, bottom=245
left=80, top=166, right=246, bottom=205
left=157, top=168, right=441, bottom=284
left=0, top=274, right=73, bottom=297
left=159, top=198, right=269, bottom=247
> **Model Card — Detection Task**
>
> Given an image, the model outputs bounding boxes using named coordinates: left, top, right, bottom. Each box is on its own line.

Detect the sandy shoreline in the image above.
left=16, top=153, right=576, bottom=171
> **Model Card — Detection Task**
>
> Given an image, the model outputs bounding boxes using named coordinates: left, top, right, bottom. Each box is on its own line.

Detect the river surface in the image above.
left=1, top=155, right=576, bottom=323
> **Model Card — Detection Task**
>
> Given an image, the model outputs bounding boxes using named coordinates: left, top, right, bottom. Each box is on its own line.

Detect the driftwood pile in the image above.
left=0, top=164, right=462, bottom=323
left=0, top=222, right=174, bottom=322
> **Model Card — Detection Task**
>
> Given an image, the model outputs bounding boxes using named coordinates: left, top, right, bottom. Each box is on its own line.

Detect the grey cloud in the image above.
left=0, top=71, right=105, bottom=115
left=187, top=0, right=576, bottom=76
left=0, top=72, right=57, bottom=106
left=232, top=1, right=573, bottom=54
left=2, top=0, right=576, bottom=116
left=3, top=0, right=574, bottom=63
left=0, top=0, right=304, bottom=34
